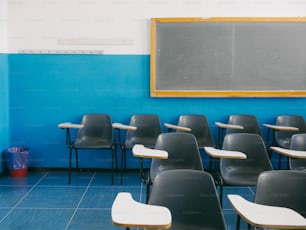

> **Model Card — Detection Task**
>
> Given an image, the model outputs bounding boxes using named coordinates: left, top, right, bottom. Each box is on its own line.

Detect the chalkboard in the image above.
left=150, top=18, right=306, bottom=97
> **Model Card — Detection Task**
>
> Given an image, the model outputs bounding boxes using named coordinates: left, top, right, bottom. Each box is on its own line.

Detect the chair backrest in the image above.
left=289, top=134, right=306, bottom=171
left=124, top=114, right=162, bottom=149
left=255, top=170, right=306, bottom=218
left=150, top=133, right=203, bottom=181
left=221, top=133, right=273, bottom=185
left=226, top=114, right=262, bottom=136
left=177, top=114, right=215, bottom=148
left=148, top=169, right=226, bottom=230
left=75, top=114, right=113, bottom=146
left=275, top=115, right=306, bottom=149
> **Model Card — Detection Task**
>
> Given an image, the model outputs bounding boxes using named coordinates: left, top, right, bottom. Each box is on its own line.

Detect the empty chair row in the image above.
left=58, top=113, right=306, bottom=184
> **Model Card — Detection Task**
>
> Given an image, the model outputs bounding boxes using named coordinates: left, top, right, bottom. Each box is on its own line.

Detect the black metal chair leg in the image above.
left=120, top=146, right=124, bottom=185
left=278, top=154, right=282, bottom=169
left=124, top=149, right=127, bottom=170
left=236, top=215, right=241, bottom=230
left=112, top=147, right=114, bottom=185
left=219, top=182, right=223, bottom=207
left=75, top=149, right=79, bottom=169
left=69, top=148, right=72, bottom=184
left=114, top=144, right=118, bottom=170
left=146, top=179, right=151, bottom=204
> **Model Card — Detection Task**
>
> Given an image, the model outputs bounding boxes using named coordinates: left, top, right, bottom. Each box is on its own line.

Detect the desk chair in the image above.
left=226, top=114, right=262, bottom=135
left=148, top=169, right=226, bottom=230
left=215, top=114, right=263, bottom=149
left=165, top=114, right=216, bottom=170
left=146, top=133, right=203, bottom=203
left=59, top=114, right=115, bottom=184
left=219, top=133, right=273, bottom=206
left=274, top=115, right=306, bottom=168
left=122, top=114, right=162, bottom=181
left=274, top=115, right=306, bottom=148
left=229, top=170, right=306, bottom=229
left=286, top=134, right=306, bottom=171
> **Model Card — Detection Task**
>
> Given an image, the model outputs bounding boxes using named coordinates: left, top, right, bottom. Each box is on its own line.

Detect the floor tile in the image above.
left=0, top=209, right=10, bottom=221
left=38, top=171, right=93, bottom=186
left=79, top=186, right=142, bottom=209
left=17, top=186, right=86, bottom=208
left=0, top=172, right=46, bottom=186
left=90, top=172, right=117, bottom=186
left=67, top=209, right=121, bottom=230
left=0, top=186, right=31, bottom=207
left=0, top=209, right=74, bottom=230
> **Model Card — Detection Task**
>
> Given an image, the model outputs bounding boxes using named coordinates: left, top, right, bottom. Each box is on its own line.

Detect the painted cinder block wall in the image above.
left=1, top=0, right=306, bottom=172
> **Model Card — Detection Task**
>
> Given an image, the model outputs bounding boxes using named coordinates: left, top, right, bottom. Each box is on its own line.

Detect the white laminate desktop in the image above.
left=262, top=124, right=299, bottom=131
left=58, top=122, right=84, bottom=129
left=132, top=144, right=168, bottom=159
left=204, top=147, right=247, bottom=159
left=215, top=122, right=244, bottom=130
left=111, top=192, right=171, bottom=229
left=270, top=146, right=306, bottom=158
left=112, top=123, right=137, bottom=131
left=164, top=123, right=192, bottom=132
left=228, top=194, right=306, bottom=229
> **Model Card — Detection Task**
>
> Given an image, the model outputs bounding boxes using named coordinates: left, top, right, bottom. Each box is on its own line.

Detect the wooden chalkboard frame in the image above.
left=150, top=17, right=306, bottom=98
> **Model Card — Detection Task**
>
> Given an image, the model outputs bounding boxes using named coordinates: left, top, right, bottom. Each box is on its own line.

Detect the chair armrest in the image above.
left=262, top=124, right=299, bottom=131
left=112, top=123, right=137, bottom=131
left=228, top=194, right=306, bottom=229
left=58, top=122, right=84, bottom=129
left=111, top=192, right=172, bottom=229
left=164, top=123, right=191, bottom=132
left=204, top=147, right=247, bottom=159
left=270, top=146, right=306, bottom=158
left=215, top=122, right=244, bottom=130
left=132, top=144, right=168, bottom=159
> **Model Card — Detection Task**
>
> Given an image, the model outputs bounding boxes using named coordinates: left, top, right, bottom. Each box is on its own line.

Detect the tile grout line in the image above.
left=248, top=186, right=256, bottom=196
left=64, top=172, right=96, bottom=230
left=0, top=172, right=49, bottom=224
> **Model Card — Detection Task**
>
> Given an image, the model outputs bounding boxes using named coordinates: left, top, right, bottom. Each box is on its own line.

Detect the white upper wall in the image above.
left=0, top=0, right=8, bottom=52
left=5, top=0, right=306, bottom=54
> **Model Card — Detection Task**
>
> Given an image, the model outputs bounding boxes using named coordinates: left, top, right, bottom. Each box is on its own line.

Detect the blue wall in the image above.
left=0, top=53, right=9, bottom=173
left=7, top=54, right=306, bottom=170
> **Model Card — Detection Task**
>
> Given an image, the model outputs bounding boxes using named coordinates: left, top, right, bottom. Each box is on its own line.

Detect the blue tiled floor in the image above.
left=0, top=170, right=255, bottom=230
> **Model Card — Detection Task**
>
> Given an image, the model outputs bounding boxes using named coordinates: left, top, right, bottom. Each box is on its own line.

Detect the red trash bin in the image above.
left=5, top=147, right=29, bottom=177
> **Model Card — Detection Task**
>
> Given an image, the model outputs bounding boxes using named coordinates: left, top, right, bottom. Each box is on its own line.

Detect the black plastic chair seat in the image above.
left=148, top=169, right=226, bottom=230
left=226, top=114, right=262, bottom=136
left=124, top=137, right=157, bottom=149
left=289, top=134, right=306, bottom=172
left=222, top=169, right=261, bottom=186
left=219, top=133, right=273, bottom=206
left=149, top=133, right=203, bottom=182
left=233, top=170, right=306, bottom=229
left=277, top=139, right=291, bottom=149
left=177, top=114, right=216, bottom=148
left=255, top=170, right=306, bottom=218
left=275, top=115, right=306, bottom=149
left=63, top=114, right=115, bottom=184
left=72, top=138, right=113, bottom=149
left=290, top=164, right=306, bottom=171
